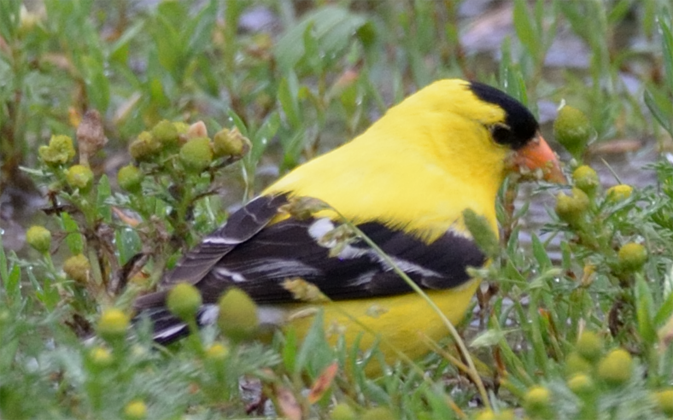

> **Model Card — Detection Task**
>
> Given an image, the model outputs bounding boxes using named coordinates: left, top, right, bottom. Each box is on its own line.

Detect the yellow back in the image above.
left=265, top=79, right=510, bottom=242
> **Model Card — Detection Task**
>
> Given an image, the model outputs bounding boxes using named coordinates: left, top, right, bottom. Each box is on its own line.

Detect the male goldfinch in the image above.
left=134, top=79, right=564, bottom=365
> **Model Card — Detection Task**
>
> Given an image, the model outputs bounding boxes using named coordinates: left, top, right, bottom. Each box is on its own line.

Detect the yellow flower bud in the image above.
left=567, top=373, right=594, bottom=394
left=117, top=164, right=144, bottom=193
left=553, top=105, right=593, bottom=159
left=166, top=283, right=202, bottom=322
left=66, top=164, right=94, bottom=191
left=213, top=128, right=251, bottom=158
left=362, top=407, right=396, bottom=420
left=39, top=135, right=76, bottom=166
left=26, top=225, right=51, bottom=253
left=555, top=188, right=589, bottom=226
left=217, top=288, right=259, bottom=342
left=63, top=254, right=90, bottom=284
left=128, top=131, right=160, bottom=162
left=565, top=352, right=592, bottom=377
left=524, top=385, right=551, bottom=416
left=179, top=137, right=213, bottom=173
left=89, top=346, right=113, bottom=367
left=330, top=403, right=357, bottom=420
left=618, top=242, right=647, bottom=272
left=575, top=331, right=602, bottom=363
left=606, top=184, right=633, bottom=203
left=205, top=342, right=229, bottom=361
left=597, top=348, right=633, bottom=386
left=151, top=120, right=180, bottom=150
left=124, top=399, right=147, bottom=419
left=653, top=388, right=673, bottom=417
left=572, top=165, right=599, bottom=196
left=97, top=308, right=130, bottom=341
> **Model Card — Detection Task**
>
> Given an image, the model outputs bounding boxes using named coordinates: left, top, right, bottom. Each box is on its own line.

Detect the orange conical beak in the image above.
left=512, top=133, right=566, bottom=184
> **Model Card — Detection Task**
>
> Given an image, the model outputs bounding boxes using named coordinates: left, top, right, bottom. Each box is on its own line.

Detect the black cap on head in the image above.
left=468, top=81, right=539, bottom=150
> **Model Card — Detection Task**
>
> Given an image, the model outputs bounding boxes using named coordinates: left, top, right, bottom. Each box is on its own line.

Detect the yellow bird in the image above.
left=134, top=79, right=564, bottom=366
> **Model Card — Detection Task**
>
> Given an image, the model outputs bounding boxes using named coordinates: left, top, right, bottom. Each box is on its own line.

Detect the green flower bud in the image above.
left=117, top=164, right=144, bottom=193
left=576, top=331, right=602, bottom=363
left=63, top=254, right=90, bottom=284
left=524, top=385, right=551, bottom=416
left=653, top=388, right=673, bottom=417
left=179, top=137, right=213, bottom=173
left=362, top=407, right=396, bottom=420
left=151, top=119, right=180, bottom=150
left=129, top=131, right=160, bottom=162
left=89, top=346, right=113, bottom=367
left=217, top=287, right=259, bottom=342
left=97, top=308, right=130, bottom=341
left=26, top=225, right=51, bottom=253
left=597, top=348, right=633, bottom=386
left=618, top=242, right=647, bottom=272
left=565, top=352, right=592, bottom=377
left=554, top=105, right=593, bottom=159
left=124, top=399, right=147, bottom=420
left=166, top=282, right=202, bottom=322
left=66, top=164, right=94, bottom=191
left=330, top=403, right=357, bottom=420
left=555, top=188, right=589, bottom=225
left=213, top=128, right=251, bottom=158
left=572, top=165, right=599, bottom=197
left=567, top=373, right=594, bottom=395
left=39, top=135, right=76, bottom=166
left=205, top=342, right=229, bottom=361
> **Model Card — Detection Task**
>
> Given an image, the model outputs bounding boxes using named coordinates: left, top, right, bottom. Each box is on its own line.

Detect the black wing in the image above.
left=133, top=193, right=486, bottom=344
left=190, top=211, right=486, bottom=305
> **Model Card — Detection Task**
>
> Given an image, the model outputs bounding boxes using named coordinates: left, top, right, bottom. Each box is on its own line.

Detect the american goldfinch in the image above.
left=134, top=79, right=564, bottom=364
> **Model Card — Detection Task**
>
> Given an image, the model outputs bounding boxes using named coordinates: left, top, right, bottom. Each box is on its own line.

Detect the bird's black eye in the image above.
left=489, top=123, right=516, bottom=146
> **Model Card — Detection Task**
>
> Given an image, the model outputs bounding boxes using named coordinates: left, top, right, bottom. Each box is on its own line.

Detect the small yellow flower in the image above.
left=606, top=184, right=633, bottom=203
left=575, top=331, right=602, bottom=362
left=124, top=399, right=147, bottom=419
left=166, top=282, right=202, bottom=322
left=179, top=137, right=213, bottom=173
left=97, top=308, right=130, bottom=341
left=26, top=225, right=51, bottom=253
left=63, top=254, right=90, bottom=284
left=217, top=288, right=259, bottom=342
left=567, top=373, right=594, bottom=394
left=89, top=346, right=113, bottom=367
left=618, top=242, right=647, bottom=272
left=597, top=348, right=633, bottom=386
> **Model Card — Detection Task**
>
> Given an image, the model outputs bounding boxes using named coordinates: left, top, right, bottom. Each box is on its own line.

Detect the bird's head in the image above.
left=467, top=81, right=565, bottom=184
left=386, top=79, right=566, bottom=185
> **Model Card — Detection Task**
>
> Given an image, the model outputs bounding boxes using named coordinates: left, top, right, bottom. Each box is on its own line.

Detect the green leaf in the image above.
left=658, top=12, right=673, bottom=92
left=531, top=234, right=552, bottom=270
left=0, top=233, right=8, bottom=284
left=644, top=88, right=673, bottom=136
left=61, top=213, right=84, bottom=255
left=513, top=0, right=541, bottom=61
left=275, top=6, right=372, bottom=72
left=0, top=0, right=20, bottom=41
left=635, top=275, right=656, bottom=345
left=96, top=175, right=112, bottom=222
left=81, top=55, right=110, bottom=112
left=282, top=327, right=298, bottom=373
left=278, top=74, right=301, bottom=129
left=116, top=228, right=141, bottom=266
